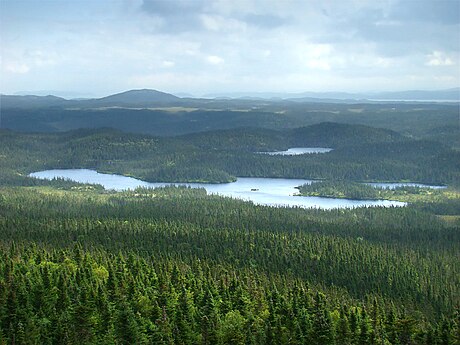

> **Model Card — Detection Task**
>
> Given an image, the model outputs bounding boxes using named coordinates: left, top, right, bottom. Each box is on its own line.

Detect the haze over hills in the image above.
left=1, top=87, right=459, bottom=109
left=204, top=87, right=460, bottom=101
left=0, top=89, right=183, bottom=108
left=370, top=88, right=460, bottom=101
left=88, top=89, right=181, bottom=106
left=12, top=90, right=98, bottom=99
left=0, top=94, right=68, bottom=108
left=1, top=89, right=459, bottom=148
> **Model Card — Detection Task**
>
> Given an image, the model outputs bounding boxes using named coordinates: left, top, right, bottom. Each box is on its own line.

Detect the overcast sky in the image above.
left=1, top=0, right=459, bottom=97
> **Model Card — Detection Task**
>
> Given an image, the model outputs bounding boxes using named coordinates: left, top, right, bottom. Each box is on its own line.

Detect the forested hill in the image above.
left=289, top=122, right=403, bottom=147
left=180, top=123, right=405, bottom=151
left=1, top=123, right=458, bottom=186
left=83, top=89, right=182, bottom=107
left=1, top=91, right=458, bottom=148
left=0, top=94, right=67, bottom=108
left=0, top=89, right=181, bottom=108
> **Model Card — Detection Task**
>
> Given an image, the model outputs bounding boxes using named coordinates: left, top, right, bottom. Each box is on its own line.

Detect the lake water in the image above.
left=258, top=147, right=333, bottom=155
left=30, top=169, right=407, bottom=209
left=366, top=182, right=446, bottom=189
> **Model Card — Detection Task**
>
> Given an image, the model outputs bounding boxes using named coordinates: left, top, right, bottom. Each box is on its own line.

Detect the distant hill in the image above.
left=1, top=89, right=182, bottom=109
left=369, top=88, right=460, bottom=101
left=206, top=88, right=460, bottom=102
left=1, top=100, right=458, bottom=140
left=2, top=88, right=458, bottom=110
left=0, top=94, right=67, bottom=108
left=179, top=127, right=287, bottom=151
left=289, top=122, right=403, bottom=147
left=203, top=91, right=360, bottom=100
left=13, top=90, right=97, bottom=99
left=1, top=89, right=458, bottom=143
left=90, top=89, right=181, bottom=107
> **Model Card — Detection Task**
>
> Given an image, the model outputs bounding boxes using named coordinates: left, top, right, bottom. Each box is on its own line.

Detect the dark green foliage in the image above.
left=1, top=99, right=458, bottom=145
left=299, top=180, right=381, bottom=200
left=298, top=180, right=452, bottom=201
left=0, top=242, right=457, bottom=344
left=290, top=122, right=403, bottom=147
left=0, top=119, right=459, bottom=344
left=0, top=186, right=458, bottom=344
left=1, top=123, right=458, bottom=186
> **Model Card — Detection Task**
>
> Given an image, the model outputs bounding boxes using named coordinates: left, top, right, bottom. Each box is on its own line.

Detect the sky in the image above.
left=1, top=0, right=459, bottom=97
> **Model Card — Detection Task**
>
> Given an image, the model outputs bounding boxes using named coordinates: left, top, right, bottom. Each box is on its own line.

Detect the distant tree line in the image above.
left=1, top=124, right=458, bottom=186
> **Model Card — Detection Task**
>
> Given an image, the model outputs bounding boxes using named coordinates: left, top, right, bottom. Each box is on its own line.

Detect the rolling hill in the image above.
left=86, top=89, right=181, bottom=107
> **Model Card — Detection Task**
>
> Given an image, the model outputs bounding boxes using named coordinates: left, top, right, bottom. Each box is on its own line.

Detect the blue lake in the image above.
left=258, top=147, right=333, bottom=155
left=30, top=169, right=409, bottom=209
left=366, top=182, right=446, bottom=189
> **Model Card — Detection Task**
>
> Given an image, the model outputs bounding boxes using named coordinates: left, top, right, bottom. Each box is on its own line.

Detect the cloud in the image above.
left=311, top=0, right=460, bottom=58
left=206, top=55, right=224, bottom=65
left=305, top=59, right=331, bottom=71
left=300, top=43, right=335, bottom=71
left=25, top=50, right=57, bottom=67
left=373, top=57, right=394, bottom=68
left=140, top=0, right=207, bottom=32
left=5, top=62, right=30, bottom=74
left=426, top=51, right=454, bottom=66
left=140, top=0, right=288, bottom=33
left=389, top=0, right=460, bottom=25
left=162, top=60, right=175, bottom=68
left=1, top=0, right=459, bottom=95
left=243, top=13, right=287, bottom=29
left=141, top=0, right=205, bottom=16
left=200, top=14, right=246, bottom=32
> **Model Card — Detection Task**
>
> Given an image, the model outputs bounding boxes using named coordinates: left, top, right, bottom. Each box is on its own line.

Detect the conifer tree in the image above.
left=311, top=292, right=334, bottom=345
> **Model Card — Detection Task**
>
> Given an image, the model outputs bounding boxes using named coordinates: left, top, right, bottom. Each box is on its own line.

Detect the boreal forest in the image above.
left=0, top=91, right=459, bottom=344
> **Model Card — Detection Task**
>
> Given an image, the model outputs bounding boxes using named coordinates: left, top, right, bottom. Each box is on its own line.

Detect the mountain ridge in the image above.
left=206, top=87, right=460, bottom=101
left=0, top=89, right=182, bottom=108
left=1, top=87, right=458, bottom=109
left=95, top=88, right=180, bottom=104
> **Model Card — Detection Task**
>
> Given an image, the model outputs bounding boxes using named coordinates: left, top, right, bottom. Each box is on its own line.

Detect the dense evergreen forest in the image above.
left=1, top=111, right=459, bottom=343
left=1, top=123, right=459, bottom=186
left=0, top=186, right=459, bottom=344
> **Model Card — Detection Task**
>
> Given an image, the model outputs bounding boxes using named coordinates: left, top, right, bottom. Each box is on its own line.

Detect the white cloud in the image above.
left=206, top=55, right=224, bottom=65
left=374, top=57, right=394, bottom=68
left=162, top=60, right=175, bottom=68
left=433, top=75, right=456, bottom=82
left=1, top=0, right=459, bottom=94
left=426, top=51, right=454, bottom=66
left=301, top=43, right=334, bottom=71
left=200, top=14, right=246, bottom=32
left=305, top=59, right=331, bottom=71
left=5, top=62, right=30, bottom=74
left=25, top=50, right=57, bottom=67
